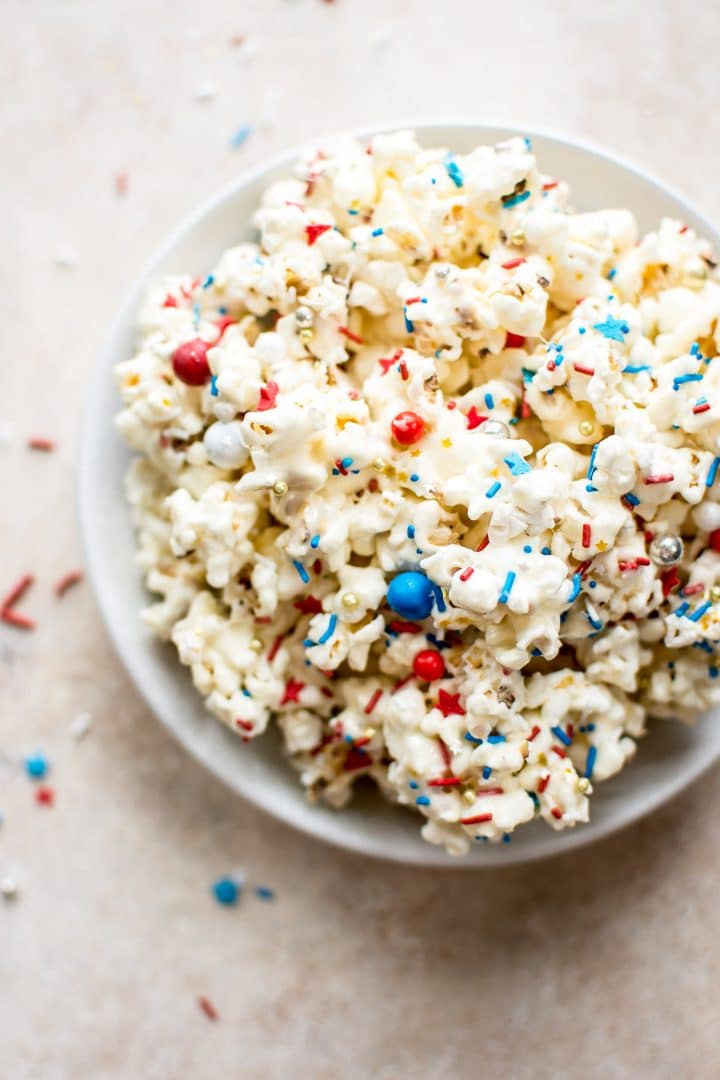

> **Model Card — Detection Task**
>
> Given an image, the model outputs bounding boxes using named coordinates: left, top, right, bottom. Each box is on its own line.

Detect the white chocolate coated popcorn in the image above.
left=116, top=132, right=720, bottom=855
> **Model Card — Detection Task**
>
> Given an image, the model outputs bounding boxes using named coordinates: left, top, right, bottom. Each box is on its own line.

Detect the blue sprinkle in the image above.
left=523, top=545, right=532, bottom=554
left=25, top=753, right=49, bottom=779
left=502, top=189, right=531, bottom=209
left=623, top=492, right=640, bottom=507
left=229, top=124, right=252, bottom=149
left=689, top=601, right=712, bottom=623
left=499, top=571, right=516, bottom=604
left=504, top=452, right=531, bottom=476
left=303, top=638, right=315, bottom=648
left=589, top=580, right=597, bottom=589
left=486, top=481, right=502, bottom=499
left=607, top=268, right=617, bottom=280
left=584, top=745, right=597, bottom=780
left=524, top=136, right=532, bottom=150
left=347, top=208, right=359, bottom=216
left=541, top=546, right=552, bottom=556
left=210, top=375, right=219, bottom=397
left=487, top=734, right=506, bottom=744
left=371, top=227, right=384, bottom=237
left=241, top=688, right=252, bottom=698
left=409, top=779, right=419, bottom=789
left=587, top=443, right=598, bottom=480
left=484, top=392, right=495, bottom=410
left=212, top=877, right=239, bottom=906
left=431, top=583, right=446, bottom=613
left=426, top=633, right=450, bottom=651
left=318, top=613, right=338, bottom=644
left=521, top=367, right=535, bottom=384
left=691, top=342, right=700, bottom=356
left=407, top=525, right=416, bottom=539
left=464, top=732, right=483, bottom=745
left=578, top=327, right=586, bottom=335
left=694, top=640, right=714, bottom=654
left=409, top=473, right=420, bottom=482
left=482, top=766, right=492, bottom=779
left=592, top=316, right=629, bottom=342
left=292, top=560, right=310, bottom=584
left=310, top=535, right=320, bottom=549
left=202, top=274, right=215, bottom=289
left=528, top=791, right=540, bottom=808
left=341, top=456, right=353, bottom=469
left=404, top=310, right=414, bottom=333
left=567, top=573, right=582, bottom=604
left=254, top=886, right=275, bottom=901
left=706, top=457, right=720, bottom=488
left=674, top=601, right=690, bottom=618
left=551, top=725, right=572, bottom=746
left=622, top=364, right=651, bottom=374
left=531, top=648, right=542, bottom=656
left=673, top=372, right=703, bottom=390
left=710, top=666, right=719, bottom=678
left=416, top=795, right=431, bottom=807
left=218, top=306, right=228, bottom=316
left=586, top=485, right=598, bottom=493
left=444, top=157, right=464, bottom=188
left=502, top=833, right=512, bottom=844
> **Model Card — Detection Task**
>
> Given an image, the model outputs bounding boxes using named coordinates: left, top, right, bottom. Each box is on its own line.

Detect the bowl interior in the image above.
left=80, top=121, right=720, bottom=866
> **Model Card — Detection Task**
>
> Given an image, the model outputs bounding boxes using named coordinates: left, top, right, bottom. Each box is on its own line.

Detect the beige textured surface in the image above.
left=2, top=1, right=720, bottom=1076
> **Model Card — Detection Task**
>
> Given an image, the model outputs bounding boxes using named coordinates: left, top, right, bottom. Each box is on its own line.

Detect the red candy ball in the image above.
left=391, top=410, right=426, bottom=446
left=172, top=338, right=211, bottom=386
left=413, top=649, right=445, bottom=681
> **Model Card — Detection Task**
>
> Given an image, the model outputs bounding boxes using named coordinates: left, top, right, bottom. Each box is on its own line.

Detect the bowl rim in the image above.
left=79, top=118, right=720, bottom=868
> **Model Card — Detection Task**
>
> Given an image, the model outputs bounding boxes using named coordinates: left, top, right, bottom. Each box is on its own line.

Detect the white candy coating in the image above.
left=115, top=131, right=720, bottom=854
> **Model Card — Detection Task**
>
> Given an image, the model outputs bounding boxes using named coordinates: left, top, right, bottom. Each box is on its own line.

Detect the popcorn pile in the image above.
left=116, top=131, right=720, bottom=854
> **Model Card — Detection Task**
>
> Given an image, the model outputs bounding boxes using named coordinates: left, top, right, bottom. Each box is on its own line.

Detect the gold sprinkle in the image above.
left=272, top=480, right=288, bottom=496
left=249, top=639, right=263, bottom=652
left=510, top=228, right=526, bottom=246
left=441, top=437, right=453, bottom=449
left=341, top=592, right=359, bottom=610
left=463, top=790, right=476, bottom=805
left=577, top=777, right=592, bottom=794
left=578, top=419, right=594, bottom=437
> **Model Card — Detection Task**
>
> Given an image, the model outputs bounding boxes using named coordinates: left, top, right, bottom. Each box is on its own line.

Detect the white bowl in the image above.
left=80, top=121, right=720, bottom=866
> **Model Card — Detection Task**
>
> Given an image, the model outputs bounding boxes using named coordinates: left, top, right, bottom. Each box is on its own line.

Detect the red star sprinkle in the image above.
left=466, top=406, right=487, bottom=430
left=162, top=294, right=178, bottom=308
left=257, top=381, right=279, bottom=411
left=305, top=223, right=332, bottom=245
left=436, top=690, right=465, bottom=717
left=280, top=680, right=305, bottom=706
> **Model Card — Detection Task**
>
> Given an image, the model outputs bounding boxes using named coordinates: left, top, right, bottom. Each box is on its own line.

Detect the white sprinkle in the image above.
left=194, top=81, right=218, bottom=103
left=1, top=877, right=18, bottom=900
left=69, top=711, right=93, bottom=740
left=54, top=246, right=77, bottom=269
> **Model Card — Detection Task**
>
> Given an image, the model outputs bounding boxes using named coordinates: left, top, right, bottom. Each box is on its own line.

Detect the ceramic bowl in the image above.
left=79, top=121, right=720, bottom=866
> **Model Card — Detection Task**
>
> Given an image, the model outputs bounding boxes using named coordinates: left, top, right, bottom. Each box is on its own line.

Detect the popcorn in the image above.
left=116, top=131, right=720, bottom=855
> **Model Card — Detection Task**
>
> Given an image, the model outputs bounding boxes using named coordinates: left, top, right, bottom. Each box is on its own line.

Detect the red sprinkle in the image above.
left=693, top=403, right=711, bottom=415
left=446, top=400, right=457, bottom=410
left=162, top=294, right=178, bottom=308
left=2, top=574, right=34, bottom=611
left=661, top=568, right=681, bottom=596
left=172, top=339, right=211, bottom=386
left=28, top=437, right=55, bottom=452
left=505, top=332, right=526, bottom=348
left=428, top=776, right=463, bottom=787
left=542, top=179, right=559, bottom=191
left=368, top=477, right=379, bottom=493
left=537, top=774, right=550, bottom=794
left=476, top=536, right=490, bottom=552
left=550, top=806, right=563, bottom=820
left=280, top=680, right=305, bottom=706
left=35, top=785, right=54, bottom=806
left=582, top=524, right=591, bottom=549
left=391, top=674, right=414, bottom=695
left=54, top=570, right=83, bottom=597
left=644, top=473, right=674, bottom=485
left=1, top=608, right=35, bottom=630
left=573, top=363, right=596, bottom=376
left=528, top=725, right=541, bottom=741
left=552, top=746, right=567, bottom=759
left=198, top=996, right=220, bottom=1021
left=459, top=567, right=474, bottom=582
left=405, top=296, right=422, bottom=304
left=388, top=620, right=423, bottom=634
left=547, top=359, right=556, bottom=372
left=398, top=361, right=409, bottom=381
left=305, top=223, right=332, bottom=245
left=378, top=348, right=403, bottom=374
left=501, top=257, right=525, bottom=270
left=114, top=171, right=128, bottom=196
left=338, top=325, right=364, bottom=345
left=391, top=410, right=426, bottom=446
left=460, top=813, right=493, bottom=825
left=678, top=224, right=689, bottom=235
left=267, top=635, right=284, bottom=663
left=682, top=583, right=706, bottom=596
left=364, top=689, right=383, bottom=715
left=412, top=649, right=446, bottom=681
left=257, top=381, right=279, bottom=411
left=436, top=689, right=465, bottom=717
left=466, top=406, right=487, bottom=430
left=476, top=787, right=505, bottom=796
left=438, top=738, right=453, bottom=769
left=235, top=719, right=254, bottom=732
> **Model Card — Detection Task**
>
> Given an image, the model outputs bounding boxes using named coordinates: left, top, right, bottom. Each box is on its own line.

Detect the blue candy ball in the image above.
left=25, top=753, right=49, bottom=779
left=386, top=571, right=435, bottom=620
left=212, top=877, right=239, bottom=906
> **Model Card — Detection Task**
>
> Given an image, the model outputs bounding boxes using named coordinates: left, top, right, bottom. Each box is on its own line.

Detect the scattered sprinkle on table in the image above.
left=54, top=570, right=84, bottom=597
left=198, top=995, right=220, bottom=1021
left=27, top=437, right=55, bottom=452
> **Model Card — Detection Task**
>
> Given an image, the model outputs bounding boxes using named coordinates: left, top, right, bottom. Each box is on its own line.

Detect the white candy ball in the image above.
left=203, top=421, right=249, bottom=470
left=693, top=500, right=720, bottom=532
